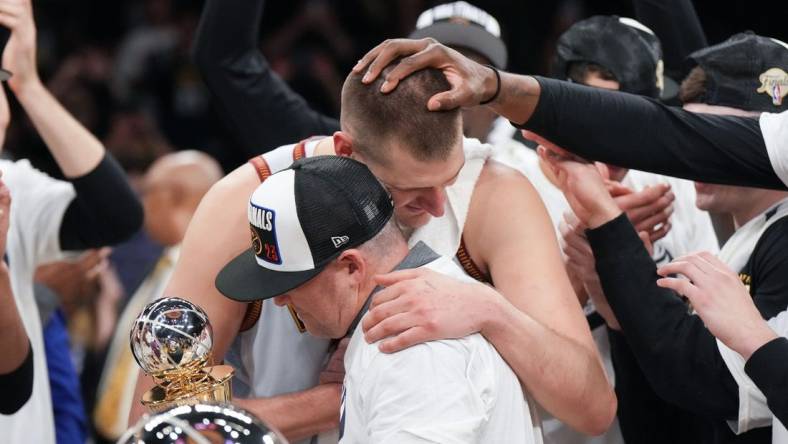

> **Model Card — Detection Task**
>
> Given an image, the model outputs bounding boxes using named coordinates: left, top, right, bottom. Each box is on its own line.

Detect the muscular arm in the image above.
left=464, top=162, right=616, bottom=434
left=192, top=0, right=339, bottom=156
left=128, top=164, right=339, bottom=440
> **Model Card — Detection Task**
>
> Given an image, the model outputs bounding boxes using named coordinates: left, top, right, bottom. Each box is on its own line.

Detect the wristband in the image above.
left=480, top=65, right=501, bottom=105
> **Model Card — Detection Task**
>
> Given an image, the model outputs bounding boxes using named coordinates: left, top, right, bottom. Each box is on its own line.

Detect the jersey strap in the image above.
left=455, top=236, right=491, bottom=284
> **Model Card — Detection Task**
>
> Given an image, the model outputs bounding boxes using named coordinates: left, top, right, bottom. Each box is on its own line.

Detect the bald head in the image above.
left=142, top=151, right=223, bottom=246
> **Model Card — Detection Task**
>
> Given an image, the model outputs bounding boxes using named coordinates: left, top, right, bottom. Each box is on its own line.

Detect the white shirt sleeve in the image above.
left=761, top=110, right=788, bottom=188
left=8, top=159, right=77, bottom=265
left=358, top=341, right=489, bottom=443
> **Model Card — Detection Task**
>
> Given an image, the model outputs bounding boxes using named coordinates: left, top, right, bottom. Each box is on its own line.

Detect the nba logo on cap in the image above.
left=249, top=203, right=282, bottom=264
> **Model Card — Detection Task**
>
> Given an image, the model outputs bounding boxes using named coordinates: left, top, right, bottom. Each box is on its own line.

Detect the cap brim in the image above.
left=215, top=250, right=325, bottom=302
left=409, top=22, right=507, bottom=69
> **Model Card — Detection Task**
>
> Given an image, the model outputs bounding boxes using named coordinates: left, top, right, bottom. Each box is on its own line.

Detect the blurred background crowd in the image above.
left=2, top=1, right=784, bottom=443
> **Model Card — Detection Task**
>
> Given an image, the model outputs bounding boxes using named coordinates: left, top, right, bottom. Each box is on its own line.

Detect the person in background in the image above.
left=93, top=150, right=222, bottom=443
left=0, top=0, right=143, bottom=442
left=515, top=15, right=717, bottom=444
left=541, top=32, right=788, bottom=443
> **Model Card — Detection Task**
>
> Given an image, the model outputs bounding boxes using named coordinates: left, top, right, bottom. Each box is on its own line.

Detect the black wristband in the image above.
left=479, top=65, right=501, bottom=105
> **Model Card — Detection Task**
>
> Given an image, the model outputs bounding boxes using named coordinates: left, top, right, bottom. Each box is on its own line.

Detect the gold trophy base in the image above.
left=141, top=365, right=234, bottom=413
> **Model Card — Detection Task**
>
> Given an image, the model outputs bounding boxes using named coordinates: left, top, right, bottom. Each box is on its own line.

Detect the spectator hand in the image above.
left=656, top=252, right=777, bottom=359
left=0, top=0, right=40, bottom=93
left=352, top=38, right=496, bottom=110
left=611, top=182, right=674, bottom=243
left=538, top=145, right=622, bottom=229
left=362, top=267, right=501, bottom=353
left=319, top=338, right=350, bottom=385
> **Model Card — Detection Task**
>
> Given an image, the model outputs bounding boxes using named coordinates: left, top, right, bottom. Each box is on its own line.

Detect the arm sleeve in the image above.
left=0, top=343, right=33, bottom=415
left=586, top=213, right=740, bottom=418
left=633, top=0, right=707, bottom=79
left=745, top=338, right=788, bottom=429
left=361, top=345, right=486, bottom=443
left=517, top=77, right=785, bottom=190
left=59, top=153, right=143, bottom=250
left=192, top=0, right=340, bottom=156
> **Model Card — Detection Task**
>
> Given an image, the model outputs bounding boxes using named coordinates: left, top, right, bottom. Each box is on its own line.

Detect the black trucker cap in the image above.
left=687, top=31, right=788, bottom=112
left=216, top=156, right=394, bottom=302
left=553, top=15, right=675, bottom=100
left=409, top=1, right=507, bottom=69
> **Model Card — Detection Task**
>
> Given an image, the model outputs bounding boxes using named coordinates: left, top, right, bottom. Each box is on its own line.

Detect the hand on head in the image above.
left=352, top=38, right=495, bottom=111
left=0, top=0, right=40, bottom=93
left=656, top=252, right=777, bottom=359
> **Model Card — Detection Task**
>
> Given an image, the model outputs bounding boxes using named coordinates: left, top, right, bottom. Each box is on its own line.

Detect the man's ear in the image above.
left=333, top=131, right=354, bottom=158
left=337, top=249, right=366, bottom=285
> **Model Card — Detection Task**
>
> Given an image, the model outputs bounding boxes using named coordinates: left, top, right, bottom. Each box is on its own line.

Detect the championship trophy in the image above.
left=130, top=297, right=234, bottom=413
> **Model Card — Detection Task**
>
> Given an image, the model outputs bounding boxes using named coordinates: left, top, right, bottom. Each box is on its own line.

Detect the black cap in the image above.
left=216, top=156, right=394, bottom=302
left=409, top=1, right=507, bottom=69
left=553, top=15, right=674, bottom=100
left=687, top=32, right=788, bottom=112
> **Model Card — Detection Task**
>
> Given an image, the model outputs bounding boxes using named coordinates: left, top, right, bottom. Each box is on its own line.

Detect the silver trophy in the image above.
left=130, top=297, right=234, bottom=413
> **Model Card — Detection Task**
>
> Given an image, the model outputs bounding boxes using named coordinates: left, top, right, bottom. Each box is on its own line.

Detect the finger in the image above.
left=615, top=184, right=671, bottom=212
left=672, top=253, right=716, bottom=274
left=363, top=291, right=411, bottom=330
left=0, top=13, right=20, bottom=29
left=595, top=162, right=611, bottom=180
left=656, top=277, right=704, bottom=302
left=379, top=44, right=444, bottom=93
left=656, top=260, right=708, bottom=283
left=427, top=89, right=468, bottom=111
left=626, top=194, right=675, bottom=224
left=637, top=231, right=654, bottom=255
left=606, top=181, right=633, bottom=197
left=363, top=39, right=431, bottom=85
left=377, top=326, right=431, bottom=353
left=373, top=268, right=425, bottom=287
left=633, top=205, right=674, bottom=233
left=364, top=312, right=417, bottom=344
left=648, top=221, right=672, bottom=243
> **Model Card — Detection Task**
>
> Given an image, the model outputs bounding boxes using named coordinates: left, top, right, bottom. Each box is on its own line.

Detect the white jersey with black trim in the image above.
left=340, top=254, right=543, bottom=443
left=226, top=137, right=494, bottom=444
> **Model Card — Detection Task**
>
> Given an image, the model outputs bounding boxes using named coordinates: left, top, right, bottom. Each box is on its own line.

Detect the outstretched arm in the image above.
left=353, top=39, right=784, bottom=190
left=192, top=0, right=339, bottom=156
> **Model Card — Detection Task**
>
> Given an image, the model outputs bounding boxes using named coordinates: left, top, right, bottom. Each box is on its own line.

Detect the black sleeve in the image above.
left=59, top=153, right=144, bottom=250
left=517, top=77, right=785, bottom=190
left=633, top=0, right=708, bottom=79
left=746, top=218, right=788, bottom=317
left=587, top=214, right=740, bottom=418
left=0, top=343, right=33, bottom=415
left=192, top=0, right=340, bottom=157
left=745, top=337, right=788, bottom=429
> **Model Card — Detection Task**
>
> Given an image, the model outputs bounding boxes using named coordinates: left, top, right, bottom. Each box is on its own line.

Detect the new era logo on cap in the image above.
left=331, top=236, right=350, bottom=248
left=216, top=156, right=395, bottom=302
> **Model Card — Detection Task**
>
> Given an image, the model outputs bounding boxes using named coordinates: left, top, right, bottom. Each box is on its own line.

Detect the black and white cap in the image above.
left=409, top=1, right=507, bottom=69
left=216, top=156, right=394, bottom=302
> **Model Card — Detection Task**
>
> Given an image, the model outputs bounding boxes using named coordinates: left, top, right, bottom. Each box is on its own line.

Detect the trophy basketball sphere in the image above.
left=130, top=297, right=234, bottom=413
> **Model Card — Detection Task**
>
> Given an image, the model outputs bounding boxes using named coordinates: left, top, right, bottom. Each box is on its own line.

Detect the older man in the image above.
left=216, top=156, right=542, bottom=443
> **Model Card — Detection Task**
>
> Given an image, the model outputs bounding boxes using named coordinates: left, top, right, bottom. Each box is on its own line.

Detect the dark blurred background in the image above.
left=5, top=0, right=785, bottom=177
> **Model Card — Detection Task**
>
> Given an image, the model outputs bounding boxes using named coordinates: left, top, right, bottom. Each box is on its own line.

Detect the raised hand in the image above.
left=613, top=184, right=674, bottom=243
left=0, top=0, right=39, bottom=93
left=656, top=252, right=777, bottom=359
left=352, top=38, right=498, bottom=111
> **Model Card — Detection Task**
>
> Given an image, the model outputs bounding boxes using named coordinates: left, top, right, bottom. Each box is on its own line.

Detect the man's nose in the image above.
left=273, top=294, right=289, bottom=307
left=422, top=187, right=447, bottom=217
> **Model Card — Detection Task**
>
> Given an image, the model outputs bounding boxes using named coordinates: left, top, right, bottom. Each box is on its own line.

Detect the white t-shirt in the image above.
left=762, top=110, right=788, bottom=187
left=339, top=255, right=543, bottom=444
left=0, top=158, right=77, bottom=444
left=491, top=136, right=718, bottom=444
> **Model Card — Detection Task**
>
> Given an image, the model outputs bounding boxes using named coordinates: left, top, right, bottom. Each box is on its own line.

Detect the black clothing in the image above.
left=587, top=213, right=788, bottom=442
left=192, top=0, right=339, bottom=157
left=746, top=337, right=788, bottom=430
left=516, top=77, right=785, bottom=191
left=0, top=343, right=33, bottom=415
left=633, top=0, right=708, bottom=80
left=59, top=153, right=143, bottom=250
